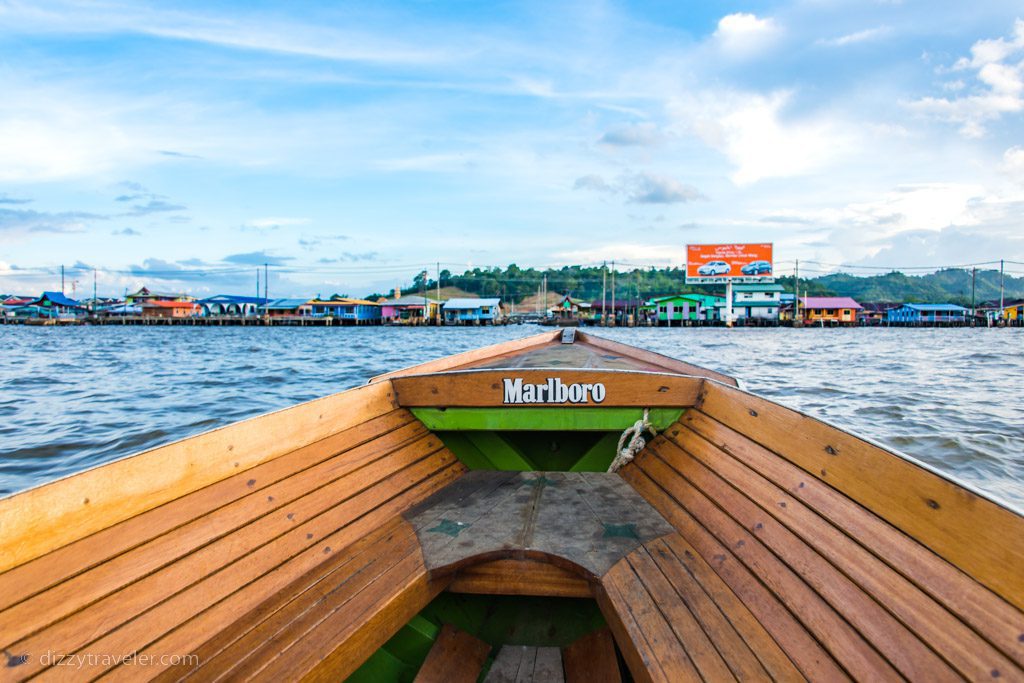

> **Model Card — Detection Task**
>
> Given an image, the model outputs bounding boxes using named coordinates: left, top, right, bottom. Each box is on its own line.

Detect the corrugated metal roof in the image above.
left=443, top=298, right=500, bottom=309
left=902, top=303, right=969, bottom=312
left=200, top=295, right=269, bottom=304
left=733, top=284, right=785, bottom=292
left=263, top=298, right=310, bottom=309
left=381, top=295, right=439, bottom=306
left=37, top=292, right=82, bottom=307
left=800, top=297, right=863, bottom=309
left=142, top=300, right=200, bottom=309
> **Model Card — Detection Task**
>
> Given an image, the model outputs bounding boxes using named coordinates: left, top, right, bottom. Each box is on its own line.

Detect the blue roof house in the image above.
left=199, top=295, right=269, bottom=317
left=28, top=292, right=84, bottom=318
left=886, top=303, right=969, bottom=324
left=442, top=298, right=502, bottom=325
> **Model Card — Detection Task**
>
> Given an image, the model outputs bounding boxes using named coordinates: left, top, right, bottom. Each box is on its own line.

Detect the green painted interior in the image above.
left=346, top=593, right=610, bottom=683
left=436, top=430, right=625, bottom=471
left=412, top=407, right=684, bottom=431
left=422, top=408, right=683, bottom=472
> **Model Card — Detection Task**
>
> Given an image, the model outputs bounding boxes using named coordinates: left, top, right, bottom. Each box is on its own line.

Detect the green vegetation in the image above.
left=369, top=265, right=1024, bottom=306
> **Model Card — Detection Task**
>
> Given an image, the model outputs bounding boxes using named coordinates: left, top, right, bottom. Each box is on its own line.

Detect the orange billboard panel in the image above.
left=686, top=243, right=774, bottom=282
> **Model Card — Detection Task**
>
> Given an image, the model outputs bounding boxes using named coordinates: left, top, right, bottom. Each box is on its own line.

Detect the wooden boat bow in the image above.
left=0, top=330, right=1021, bottom=682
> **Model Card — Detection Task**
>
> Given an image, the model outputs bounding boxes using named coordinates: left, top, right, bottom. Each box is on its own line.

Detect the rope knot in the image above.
left=609, top=408, right=655, bottom=473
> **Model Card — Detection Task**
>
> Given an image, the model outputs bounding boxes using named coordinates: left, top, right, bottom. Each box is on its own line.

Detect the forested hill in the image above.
left=379, top=266, right=1024, bottom=306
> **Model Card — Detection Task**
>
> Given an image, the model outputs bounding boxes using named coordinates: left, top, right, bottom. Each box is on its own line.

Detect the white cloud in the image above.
left=906, top=19, right=1024, bottom=137
left=555, top=243, right=683, bottom=266
left=816, top=26, right=891, bottom=48
left=668, top=90, right=854, bottom=185
left=1003, top=146, right=1024, bottom=181
left=713, top=13, right=780, bottom=58
left=572, top=172, right=703, bottom=204
left=245, top=217, right=309, bottom=230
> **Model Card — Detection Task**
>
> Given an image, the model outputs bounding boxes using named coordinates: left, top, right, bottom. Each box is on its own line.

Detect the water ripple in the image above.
left=0, top=325, right=1021, bottom=508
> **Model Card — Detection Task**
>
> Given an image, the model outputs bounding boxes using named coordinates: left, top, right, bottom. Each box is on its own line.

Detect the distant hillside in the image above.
left=812, top=268, right=1022, bottom=305
left=379, top=265, right=1024, bottom=306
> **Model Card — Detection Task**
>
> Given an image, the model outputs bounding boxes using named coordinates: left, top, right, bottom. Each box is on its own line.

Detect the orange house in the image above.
left=796, top=297, right=863, bottom=325
left=140, top=300, right=201, bottom=319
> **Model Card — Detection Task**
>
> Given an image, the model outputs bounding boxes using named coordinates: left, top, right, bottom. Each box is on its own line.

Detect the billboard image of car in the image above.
left=686, top=244, right=774, bottom=283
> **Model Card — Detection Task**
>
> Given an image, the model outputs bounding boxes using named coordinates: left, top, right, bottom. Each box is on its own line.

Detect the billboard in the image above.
left=686, top=243, right=774, bottom=283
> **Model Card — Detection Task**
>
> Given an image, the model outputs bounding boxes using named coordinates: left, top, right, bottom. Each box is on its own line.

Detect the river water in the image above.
left=1, top=325, right=1021, bottom=508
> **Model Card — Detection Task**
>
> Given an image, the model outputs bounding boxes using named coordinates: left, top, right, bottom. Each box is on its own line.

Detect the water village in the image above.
left=2, top=283, right=1021, bottom=327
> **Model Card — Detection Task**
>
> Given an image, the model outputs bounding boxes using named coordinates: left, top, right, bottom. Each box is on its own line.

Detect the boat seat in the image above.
left=413, top=623, right=491, bottom=683
left=484, top=645, right=564, bottom=683
left=562, top=628, right=622, bottom=683
left=615, top=411, right=1024, bottom=682
left=0, top=409, right=465, bottom=682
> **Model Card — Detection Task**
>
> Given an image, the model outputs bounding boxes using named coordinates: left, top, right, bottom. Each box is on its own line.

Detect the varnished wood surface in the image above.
left=392, top=370, right=703, bottom=408
left=0, top=379, right=398, bottom=573
left=613, top=410, right=1024, bottom=682
left=447, top=559, right=593, bottom=598
left=403, top=471, right=674, bottom=579
left=0, top=409, right=464, bottom=682
left=369, top=330, right=738, bottom=386
left=413, top=624, right=492, bottom=683
left=562, top=628, right=621, bottom=683
left=699, top=380, right=1024, bottom=613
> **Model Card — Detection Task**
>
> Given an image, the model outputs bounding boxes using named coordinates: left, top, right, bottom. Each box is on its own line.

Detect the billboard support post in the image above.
left=725, top=280, right=734, bottom=328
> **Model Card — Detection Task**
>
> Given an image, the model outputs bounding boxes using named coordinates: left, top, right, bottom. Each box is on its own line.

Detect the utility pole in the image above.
left=264, top=263, right=269, bottom=308
left=93, top=269, right=97, bottom=314
left=611, top=261, right=616, bottom=326
left=542, top=274, right=547, bottom=318
left=601, top=262, right=607, bottom=327
left=794, top=259, right=800, bottom=325
left=436, top=262, right=441, bottom=325
left=61, top=264, right=65, bottom=294
left=971, top=267, right=977, bottom=324
left=1000, top=259, right=1005, bottom=321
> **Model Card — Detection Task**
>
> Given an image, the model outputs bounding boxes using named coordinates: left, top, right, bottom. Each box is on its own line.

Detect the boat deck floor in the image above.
left=1, top=405, right=1022, bottom=682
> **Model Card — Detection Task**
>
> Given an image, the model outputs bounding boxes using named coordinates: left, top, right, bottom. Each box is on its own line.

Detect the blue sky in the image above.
left=1, top=0, right=1023, bottom=297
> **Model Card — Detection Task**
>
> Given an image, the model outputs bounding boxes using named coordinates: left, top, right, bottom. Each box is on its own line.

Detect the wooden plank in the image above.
left=185, top=519, right=424, bottom=681
left=413, top=623, right=491, bottom=683
left=600, top=560, right=702, bottom=683
left=484, top=646, right=528, bottom=683
left=649, top=437, right=960, bottom=681
left=0, top=429, right=443, bottom=652
left=99, top=461, right=463, bottom=683
left=515, top=647, right=537, bottom=683
left=0, top=379, right=398, bottom=573
left=370, top=332, right=559, bottom=382
left=576, top=332, right=738, bottom=386
left=255, top=548, right=446, bottom=682
left=680, top=409, right=1024, bottom=668
left=620, top=464, right=848, bottom=682
left=699, top=381, right=1024, bottom=611
left=625, top=547, right=737, bottom=682
left=7, top=441, right=455, bottom=679
left=653, top=535, right=803, bottom=683
left=635, top=446, right=903, bottom=681
left=410, top=407, right=684, bottom=431
left=593, top=582, right=657, bottom=683
left=532, top=647, right=564, bottom=683
left=639, top=537, right=773, bottom=682
left=448, top=559, right=593, bottom=598
left=562, top=628, right=621, bottom=683
left=668, top=419, right=1020, bottom=680
left=393, top=370, right=703, bottom=408
left=0, top=410, right=420, bottom=614
left=167, top=517, right=414, bottom=682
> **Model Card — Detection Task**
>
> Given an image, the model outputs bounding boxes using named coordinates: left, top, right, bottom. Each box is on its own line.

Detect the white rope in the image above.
left=608, top=408, right=655, bottom=473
